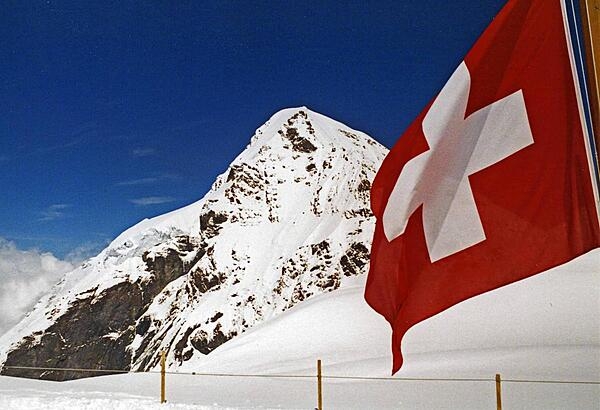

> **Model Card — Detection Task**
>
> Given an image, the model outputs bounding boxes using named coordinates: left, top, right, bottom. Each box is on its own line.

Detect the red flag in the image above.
left=365, top=0, right=600, bottom=374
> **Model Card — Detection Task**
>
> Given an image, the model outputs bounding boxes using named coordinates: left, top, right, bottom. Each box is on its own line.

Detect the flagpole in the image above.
left=566, top=0, right=600, bottom=218
left=579, top=0, right=600, bottom=150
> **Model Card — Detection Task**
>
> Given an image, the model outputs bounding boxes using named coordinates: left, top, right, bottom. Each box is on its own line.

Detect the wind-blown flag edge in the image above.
left=365, top=0, right=600, bottom=375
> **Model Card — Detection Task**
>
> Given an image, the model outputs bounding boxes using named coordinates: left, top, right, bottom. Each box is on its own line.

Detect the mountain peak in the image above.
left=244, top=106, right=385, bottom=167
left=0, top=109, right=389, bottom=380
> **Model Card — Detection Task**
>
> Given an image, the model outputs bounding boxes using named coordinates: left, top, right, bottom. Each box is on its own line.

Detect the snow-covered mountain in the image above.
left=0, top=107, right=388, bottom=380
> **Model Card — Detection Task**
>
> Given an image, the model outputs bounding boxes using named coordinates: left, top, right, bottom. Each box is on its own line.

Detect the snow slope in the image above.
left=191, top=249, right=599, bottom=381
left=1, top=249, right=598, bottom=409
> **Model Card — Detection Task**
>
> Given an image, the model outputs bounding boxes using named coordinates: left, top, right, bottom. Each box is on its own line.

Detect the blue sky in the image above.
left=1, top=0, right=506, bottom=259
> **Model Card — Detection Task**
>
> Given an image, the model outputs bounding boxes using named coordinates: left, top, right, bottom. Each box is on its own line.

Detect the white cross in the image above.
left=383, top=62, right=534, bottom=262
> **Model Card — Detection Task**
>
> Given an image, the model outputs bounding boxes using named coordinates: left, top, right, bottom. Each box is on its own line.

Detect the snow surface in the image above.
left=1, top=249, right=598, bottom=409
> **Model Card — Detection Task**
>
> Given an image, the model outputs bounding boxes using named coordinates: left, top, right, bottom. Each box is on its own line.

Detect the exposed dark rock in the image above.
left=317, top=276, right=339, bottom=291
left=142, top=239, right=205, bottom=299
left=278, top=112, right=317, bottom=153
left=200, top=210, right=228, bottom=239
left=311, top=187, right=323, bottom=216
left=305, top=119, right=315, bottom=135
left=289, top=282, right=311, bottom=306
left=343, top=208, right=373, bottom=219
left=132, top=326, right=158, bottom=366
left=2, top=236, right=205, bottom=381
left=340, top=242, right=370, bottom=277
left=311, top=240, right=330, bottom=256
left=2, top=281, right=143, bottom=381
left=136, top=316, right=152, bottom=336
left=173, top=326, right=200, bottom=364
left=210, top=312, right=223, bottom=322
left=357, top=179, right=371, bottom=193
left=338, top=129, right=362, bottom=144
left=283, top=127, right=317, bottom=153
left=224, top=164, right=265, bottom=204
left=190, top=266, right=224, bottom=293
left=182, top=349, right=194, bottom=362
left=190, top=324, right=236, bottom=355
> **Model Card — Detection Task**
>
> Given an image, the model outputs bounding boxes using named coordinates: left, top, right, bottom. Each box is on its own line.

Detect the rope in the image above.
left=2, top=365, right=131, bottom=374
left=3, top=365, right=599, bottom=385
left=502, top=378, right=600, bottom=386
left=161, top=371, right=313, bottom=379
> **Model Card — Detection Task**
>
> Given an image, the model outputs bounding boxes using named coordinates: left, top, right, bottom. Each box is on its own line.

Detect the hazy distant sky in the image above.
left=1, top=0, right=507, bottom=258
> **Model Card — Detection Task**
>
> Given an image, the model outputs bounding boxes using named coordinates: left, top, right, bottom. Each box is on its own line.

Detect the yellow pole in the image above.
left=160, top=350, right=166, bottom=404
left=317, top=359, right=323, bottom=410
left=495, top=374, right=502, bottom=410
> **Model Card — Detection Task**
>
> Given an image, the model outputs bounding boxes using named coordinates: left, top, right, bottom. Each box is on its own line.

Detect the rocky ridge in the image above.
left=0, top=107, right=388, bottom=380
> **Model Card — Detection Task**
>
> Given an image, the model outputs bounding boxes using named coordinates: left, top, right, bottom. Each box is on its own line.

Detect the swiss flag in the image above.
left=365, top=0, right=600, bottom=374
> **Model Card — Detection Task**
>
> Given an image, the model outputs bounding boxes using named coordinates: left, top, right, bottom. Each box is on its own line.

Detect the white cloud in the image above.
left=0, top=239, right=74, bottom=335
left=115, top=177, right=161, bottom=186
left=114, top=173, right=178, bottom=187
left=129, top=196, right=175, bottom=206
left=132, top=147, right=155, bottom=158
left=64, top=241, right=107, bottom=265
left=38, top=204, right=71, bottom=222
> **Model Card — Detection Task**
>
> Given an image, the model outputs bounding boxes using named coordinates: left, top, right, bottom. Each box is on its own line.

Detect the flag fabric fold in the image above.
left=365, top=0, right=600, bottom=374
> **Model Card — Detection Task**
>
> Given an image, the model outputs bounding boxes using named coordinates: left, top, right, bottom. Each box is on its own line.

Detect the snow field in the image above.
left=2, top=250, right=596, bottom=409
